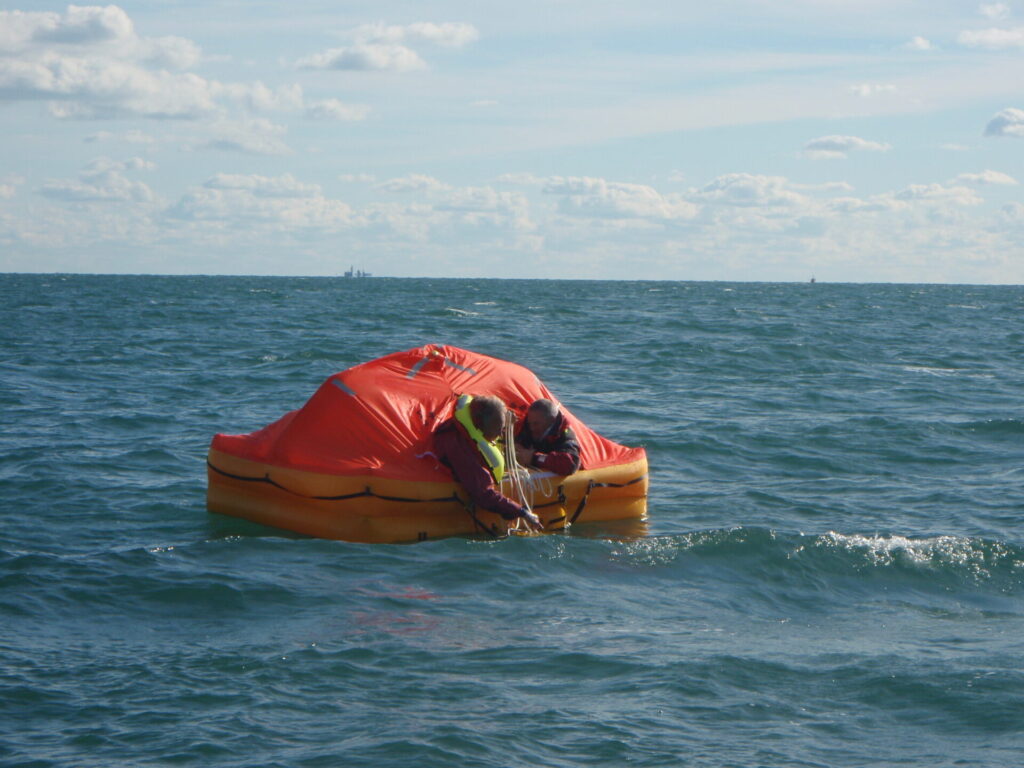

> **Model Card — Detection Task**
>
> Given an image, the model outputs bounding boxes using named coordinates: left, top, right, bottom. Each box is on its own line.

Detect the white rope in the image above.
left=501, top=413, right=534, bottom=531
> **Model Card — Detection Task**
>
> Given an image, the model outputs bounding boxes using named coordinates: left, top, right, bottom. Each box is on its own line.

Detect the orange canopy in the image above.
left=211, top=344, right=645, bottom=483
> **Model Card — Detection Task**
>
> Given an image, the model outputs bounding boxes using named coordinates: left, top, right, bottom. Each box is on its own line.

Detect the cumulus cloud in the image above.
left=0, top=5, right=334, bottom=125
left=350, top=22, right=479, bottom=48
left=204, top=172, right=321, bottom=197
left=297, top=44, right=425, bottom=72
left=980, top=3, right=1012, bottom=21
left=952, top=170, right=1018, bottom=186
left=984, top=108, right=1024, bottom=137
left=3, top=5, right=137, bottom=52
left=39, top=156, right=156, bottom=203
left=0, top=5, right=218, bottom=118
left=338, top=173, right=376, bottom=183
left=849, top=83, right=896, bottom=97
left=305, top=98, right=370, bottom=121
left=543, top=176, right=698, bottom=220
left=85, top=128, right=155, bottom=144
left=0, top=173, right=24, bottom=199
left=496, top=172, right=546, bottom=186
left=958, top=26, right=1024, bottom=48
left=695, top=173, right=808, bottom=207
left=197, top=118, right=291, bottom=155
left=170, top=172, right=353, bottom=228
left=377, top=174, right=453, bottom=193
left=792, top=181, right=855, bottom=192
left=297, top=21, right=477, bottom=72
left=215, top=81, right=303, bottom=113
left=894, top=183, right=982, bottom=206
left=902, top=36, right=934, bottom=50
left=803, top=135, right=892, bottom=159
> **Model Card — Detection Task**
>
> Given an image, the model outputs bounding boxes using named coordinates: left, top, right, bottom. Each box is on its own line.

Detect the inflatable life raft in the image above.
left=206, top=345, right=648, bottom=543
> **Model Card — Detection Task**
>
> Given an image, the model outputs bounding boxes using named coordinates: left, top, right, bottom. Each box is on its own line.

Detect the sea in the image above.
left=2, top=274, right=1023, bottom=768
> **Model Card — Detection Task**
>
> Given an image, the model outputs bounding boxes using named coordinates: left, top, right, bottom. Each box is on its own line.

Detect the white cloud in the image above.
left=0, top=5, right=327, bottom=124
left=138, top=35, right=201, bottom=70
left=297, top=44, right=425, bottom=72
left=338, top=173, right=376, bottom=183
left=0, top=173, right=24, bottom=199
left=980, top=3, right=1012, bottom=21
left=496, top=172, right=546, bottom=186
left=351, top=22, right=479, bottom=48
left=215, top=81, right=304, bottom=113
left=0, top=5, right=219, bottom=118
left=297, top=21, right=478, bottom=72
left=984, top=107, right=1024, bottom=137
left=197, top=118, right=291, bottom=155
left=902, top=36, right=934, bottom=50
left=894, top=183, right=982, bottom=206
left=543, top=176, right=698, bottom=220
left=0, top=6, right=134, bottom=50
left=958, top=26, right=1024, bottom=48
left=849, top=83, right=896, bottom=97
left=694, top=173, right=807, bottom=207
left=305, top=98, right=370, bottom=121
left=204, top=173, right=320, bottom=197
left=39, top=156, right=156, bottom=203
left=792, top=181, right=855, bottom=192
left=377, top=174, right=453, bottom=193
left=85, top=128, right=155, bottom=144
left=952, top=170, right=1018, bottom=186
left=0, top=5, right=200, bottom=68
left=170, top=172, right=353, bottom=228
left=803, top=134, right=892, bottom=159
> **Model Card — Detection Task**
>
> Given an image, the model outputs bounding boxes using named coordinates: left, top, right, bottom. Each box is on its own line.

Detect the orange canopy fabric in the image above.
left=211, top=344, right=644, bottom=483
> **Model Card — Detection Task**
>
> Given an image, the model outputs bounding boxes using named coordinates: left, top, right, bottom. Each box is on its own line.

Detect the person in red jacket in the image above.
left=514, top=398, right=582, bottom=476
left=434, top=394, right=542, bottom=530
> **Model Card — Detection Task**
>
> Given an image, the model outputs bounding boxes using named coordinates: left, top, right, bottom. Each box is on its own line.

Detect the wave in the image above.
left=607, top=526, right=1024, bottom=597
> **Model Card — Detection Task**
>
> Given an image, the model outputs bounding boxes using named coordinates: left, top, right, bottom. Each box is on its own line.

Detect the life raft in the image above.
left=206, top=345, right=648, bottom=543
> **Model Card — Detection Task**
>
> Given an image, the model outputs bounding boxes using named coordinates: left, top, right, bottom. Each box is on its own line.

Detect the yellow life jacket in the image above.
left=454, top=394, right=505, bottom=484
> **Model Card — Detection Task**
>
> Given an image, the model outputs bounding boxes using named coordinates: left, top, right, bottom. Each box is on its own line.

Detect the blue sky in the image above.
left=1, top=1, right=1022, bottom=282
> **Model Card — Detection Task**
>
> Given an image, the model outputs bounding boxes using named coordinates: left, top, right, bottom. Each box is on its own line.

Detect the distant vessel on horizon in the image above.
left=344, top=265, right=372, bottom=278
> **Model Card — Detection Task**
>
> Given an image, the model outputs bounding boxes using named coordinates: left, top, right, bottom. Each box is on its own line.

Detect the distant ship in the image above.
left=344, top=265, right=372, bottom=278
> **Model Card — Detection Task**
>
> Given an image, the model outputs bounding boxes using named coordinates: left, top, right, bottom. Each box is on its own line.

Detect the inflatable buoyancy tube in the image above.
left=453, top=394, right=505, bottom=484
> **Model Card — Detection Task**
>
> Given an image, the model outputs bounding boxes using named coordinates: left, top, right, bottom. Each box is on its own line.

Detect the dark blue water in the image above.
left=2, top=275, right=1023, bottom=767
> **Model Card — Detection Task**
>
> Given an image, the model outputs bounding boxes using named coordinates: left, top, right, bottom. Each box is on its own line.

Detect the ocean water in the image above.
left=2, top=274, right=1023, bottom=767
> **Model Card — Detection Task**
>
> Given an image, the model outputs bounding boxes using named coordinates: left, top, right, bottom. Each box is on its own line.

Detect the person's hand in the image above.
left=515, top=445, right=534, bottom=466
left=520, top=507, right=543, bottom=531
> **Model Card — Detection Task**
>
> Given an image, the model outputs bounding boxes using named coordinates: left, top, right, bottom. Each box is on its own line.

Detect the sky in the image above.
left=0, top=1, right=1022, bottom=282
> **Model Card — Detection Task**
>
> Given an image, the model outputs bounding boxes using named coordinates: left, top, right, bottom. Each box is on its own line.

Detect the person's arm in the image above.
left=529, top=429, right=581, bottom=475
left=440, top=432, right=529, bottom=519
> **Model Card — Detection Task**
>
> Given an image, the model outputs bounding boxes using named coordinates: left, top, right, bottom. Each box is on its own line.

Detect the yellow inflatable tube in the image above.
left=207, top=448, right=648, bottom=543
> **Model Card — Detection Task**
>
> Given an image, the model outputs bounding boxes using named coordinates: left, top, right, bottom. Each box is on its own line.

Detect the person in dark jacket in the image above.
left=514, top=398, right=581, bottom=476
left=434, top=394, right=542, bottom=530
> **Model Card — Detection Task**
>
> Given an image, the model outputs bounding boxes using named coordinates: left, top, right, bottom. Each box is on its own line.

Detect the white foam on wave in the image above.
left=901, top=365, right=959, bottom=376
left=815, top=531, right=1016, bottom=578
